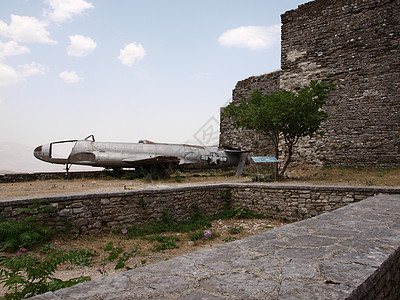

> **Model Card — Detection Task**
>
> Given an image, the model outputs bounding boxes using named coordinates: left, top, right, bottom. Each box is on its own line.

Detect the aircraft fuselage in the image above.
left=34, top=138, right=248, bottom=170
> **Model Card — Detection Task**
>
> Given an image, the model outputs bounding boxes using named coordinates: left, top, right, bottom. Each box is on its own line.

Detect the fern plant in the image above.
left=0, top=250, right=91, bottom=299
left=0, top=203, right=55, bottom=251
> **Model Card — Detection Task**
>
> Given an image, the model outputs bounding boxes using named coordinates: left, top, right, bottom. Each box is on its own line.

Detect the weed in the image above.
left=220, top=188, right=232, bottom=210
left=365, top=179, right=375, bottom=186
left=40, top=245, right=96, bottom=267
left=187, top=229, right=218, bottom=242
left=99, top=229, right=138, bottom=276
left=228, top=227, right=241, bottom=235
left=188, top=231, right=206, bottom=242
left=253, top=175, right=274, bottom=182
left=0, top=250, right=90, bottom=299
left=123, top=213, right=211, bottom=238
left=222, top=236, right=236, bottom=242
left=191, top=201, right=202, bottom=220
left=149, top=236, right=180, bottom=252
left=173, top=171, right=183, bottom=183
left=139, top=198, right=147, bottom=209
left=161, top=210, right=174, bottom=224
left=67, top=248, right=97, bottom=267
left=39, top=244, right=56, bottom=254
left=232, top=203, right=264, bottom=219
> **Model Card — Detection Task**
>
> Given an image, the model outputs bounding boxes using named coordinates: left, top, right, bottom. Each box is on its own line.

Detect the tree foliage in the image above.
left=224, top=80, right=336, bottom=176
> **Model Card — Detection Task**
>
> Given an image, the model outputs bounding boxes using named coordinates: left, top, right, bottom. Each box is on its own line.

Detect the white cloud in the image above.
left=67, top=35, right=96, bottom=57
left=44, top=0, right=94, bottom=23
left=19, top=62, right=48, bottom=78
left=59, top=70, right=83, bottom=83
left=118, top=42, right=146, bottom=67
left=0, top=15, right=57, bottom=44
left=218, top=25, right=281, bottom=50
left=0, top=41, right=30, bottom=59
left=0, top=62, right=19, bottom=86
left=0, top=61, right=48, bottom=86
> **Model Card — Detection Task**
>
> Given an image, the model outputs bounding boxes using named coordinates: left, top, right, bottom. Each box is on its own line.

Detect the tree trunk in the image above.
left=280, top=143, right=293, bottom=176
left=274, top=141, right=279, bottom=177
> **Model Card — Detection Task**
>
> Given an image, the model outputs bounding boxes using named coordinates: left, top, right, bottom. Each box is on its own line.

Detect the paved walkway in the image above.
left=32, top=195, right=400, bottom=299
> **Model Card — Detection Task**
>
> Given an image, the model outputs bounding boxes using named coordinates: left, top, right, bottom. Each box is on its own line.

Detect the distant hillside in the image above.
left=0, top=142, right=59, bottom=173
left=0, top=142, right=96, bottom=174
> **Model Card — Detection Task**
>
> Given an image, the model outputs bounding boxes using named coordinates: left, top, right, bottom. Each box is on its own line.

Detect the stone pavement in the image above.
left=31, top=195, right=400, bottom=299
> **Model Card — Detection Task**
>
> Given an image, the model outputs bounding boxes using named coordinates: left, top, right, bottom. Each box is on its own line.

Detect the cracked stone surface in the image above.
left=30, top=195, right=400, bottom=299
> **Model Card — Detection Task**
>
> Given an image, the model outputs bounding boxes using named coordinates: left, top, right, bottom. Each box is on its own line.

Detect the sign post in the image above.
left=251, top=156, right=279, bottom=181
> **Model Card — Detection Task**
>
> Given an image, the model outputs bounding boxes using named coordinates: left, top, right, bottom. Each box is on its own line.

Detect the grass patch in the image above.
left=123, top=214, right=212, bottom=238
left=228, top=227, right=241, bottom=235
left=290, top=166, right=400, bottom=186
left=146, top=236, right=180, bottom=252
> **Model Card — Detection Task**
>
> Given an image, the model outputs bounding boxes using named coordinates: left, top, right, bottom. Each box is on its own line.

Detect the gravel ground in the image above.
left=0, top=176, right=250, bottom=200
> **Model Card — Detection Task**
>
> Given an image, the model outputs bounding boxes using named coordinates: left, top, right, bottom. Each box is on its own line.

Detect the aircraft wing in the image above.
left=122, top=155, right=180, bottom=165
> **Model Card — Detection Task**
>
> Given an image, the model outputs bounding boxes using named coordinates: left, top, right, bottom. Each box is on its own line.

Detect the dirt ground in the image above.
left=0, top=174, right=249, bottom=201
left=1, top=166, right=400, bottom=200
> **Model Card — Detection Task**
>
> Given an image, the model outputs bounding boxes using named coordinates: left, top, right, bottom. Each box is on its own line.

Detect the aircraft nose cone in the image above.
left=33, top=144, right=51, bottom=161
left=34, top=145, right=43, bottom=159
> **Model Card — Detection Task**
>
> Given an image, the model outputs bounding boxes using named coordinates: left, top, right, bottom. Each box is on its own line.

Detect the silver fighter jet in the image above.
left=34, top=135, right=249, bottom=176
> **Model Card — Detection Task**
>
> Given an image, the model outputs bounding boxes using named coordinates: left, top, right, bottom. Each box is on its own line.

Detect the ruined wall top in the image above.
left=232, top=70, right=281, bottom=102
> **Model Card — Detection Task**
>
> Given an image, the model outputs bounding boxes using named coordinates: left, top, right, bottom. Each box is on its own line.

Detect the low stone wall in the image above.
left=230, top=184, right=397, bottom=221
left=347, top=245, right=400, bottom=299
left=1, top=184, right=399, bottom=235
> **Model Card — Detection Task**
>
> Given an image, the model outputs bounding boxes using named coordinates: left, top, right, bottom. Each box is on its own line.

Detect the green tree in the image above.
left=224, top=80, right=336, bottom=176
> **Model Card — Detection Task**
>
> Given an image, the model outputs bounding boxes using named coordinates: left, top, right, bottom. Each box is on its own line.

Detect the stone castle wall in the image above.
left=220, top=0, right=400, bottom=168
left=219, top=71, right=280, bottom=155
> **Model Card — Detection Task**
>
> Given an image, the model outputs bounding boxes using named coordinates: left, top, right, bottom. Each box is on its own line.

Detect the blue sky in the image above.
left=0, top=0, right=309, bottom=172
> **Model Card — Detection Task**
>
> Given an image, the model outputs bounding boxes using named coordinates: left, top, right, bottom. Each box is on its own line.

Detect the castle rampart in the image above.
left=220, top=0, right=400, bottom=168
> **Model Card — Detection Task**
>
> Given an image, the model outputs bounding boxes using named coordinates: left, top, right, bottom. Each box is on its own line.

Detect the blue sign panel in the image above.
left=251, top=156, right=279, bottom=163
